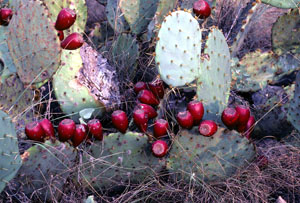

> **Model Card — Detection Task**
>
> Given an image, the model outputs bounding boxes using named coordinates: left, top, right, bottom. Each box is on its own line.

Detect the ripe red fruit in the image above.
left=55, top=8, right=77, bottom=30
left=57, top=30, right=64, bottom=41
left=148, top=79, right=164, bottom=99
left=176, top=111, right=194, bottom=129
left=87, top=119, right=103, bottom=140
left=152, top=140, right=168, bottom=158
left=199, top=120, right=218, bottom=137
left=134, top=82, right=148, bottom=94
left=221, top=107, right=239, bottom=129
left=137, top=90, right=159, bottom=106
left=0, top=8, right=13, bottom=26
left=39, top=118, right=55, bottom=138
left=25, top=121, right=45, bottom=141
left=135, top=103, right=157, bottom=119
left=153, top=119, right=169, bottom=138
left=235, top=105, right=250, bottom=126
left=187, top=100, right=204, bottom=125
left=61, top=32, right=84, bottom=50
left=58, top=119, right=76, bottom=141
left=111, top=110, right=128, bottom=133
left=244, top=116, right=255, bottom=139
left=133, top=109, right=148, bottom=133
left=72, top=124, right=87, bottom=147
left=193, top=0, right=211, bottom=18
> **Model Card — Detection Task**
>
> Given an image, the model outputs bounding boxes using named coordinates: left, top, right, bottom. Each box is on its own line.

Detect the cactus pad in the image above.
left=106, top=0, right=130, bottom=33
left=17, top=140, right=77, bottom=200
left=155, top=10, right=202, bottom=87
left=167, top=127, right=255, bottom=183
left=0, top=27, right=16, bottom=78
left=261, top=0, right=300, bottom=8
left=272, top=9, right=300, bottom=55
left=155, top=0, right=178, bottom=25
left=287, top=71, right=300, bottom=132
left=6, top=0, right=61, bottom=85
left=0, top=110, right=22, bottom=193
left=81, top=132, right=165, bottom=189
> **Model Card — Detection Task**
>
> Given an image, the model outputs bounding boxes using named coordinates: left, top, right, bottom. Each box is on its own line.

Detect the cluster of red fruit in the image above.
left=54, top=8, right=84, bottom=50
left=0, top=8, right=13, bottom=26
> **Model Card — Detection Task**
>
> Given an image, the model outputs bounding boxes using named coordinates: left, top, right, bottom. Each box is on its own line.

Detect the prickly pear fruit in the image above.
left=134, top=82, right=148, bottom=94
left=0, top=8, right=13, bottom=26
left=154, top=119, right=169, bottom=138
left=176, top=111, right=194, bottom=129
left=25, top=121, right=45, bottom=141
left=87, top=119, right=103, bottom=140
left=111, top=110, right=128, bottom=134
left=135, top=103, right=157, bottom=119
left=148, top=79, right=164, bottom=99
left=72, top=124, right=87, bottom=147
left=55, top=8, right=77, bottom=30
left=39, top=119, right=55, bottom=138
left=152, top=140, right=168, bottom=158
left=187, top=100, right=204, bottom=125
left=199, top=120, right=218, bottom=137
left=138, top=90, right=159, bottom=106
left=244, top=116, right=255, bottom=139
left=221, top=107, right=239, bottom=129
left=193, top=0, right=211, bottom=18
left=61, top=32, right=84, bottom=50
left=133, top=109, right=148, bottom=133
left=57, top=30, right=64, bottom=41
left=235, top=105, right=250, bottom=126
left=58, top=119, right=76, bottom=141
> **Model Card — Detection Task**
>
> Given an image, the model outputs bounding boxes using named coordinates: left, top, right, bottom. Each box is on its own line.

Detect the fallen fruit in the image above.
left=61, top=32, right=84, bottom=50
left=235, top=105, right=250, bottom=126
left=137, top=90, right=159, bottom=106
left=58, top=119, right=76, bottom=141
left=134, top=81, right=148, bottom=94
left=187, top=100, right=204, bottom=125
left=87, top=119, right=103, bottom=140
left=55, top=8, right=77, bottom=30
left=39, top=118, right=55, bottom=138
left=152, top=140, right=168, bottom=158
left=244, top=116, right=255, bottom=139
left=221, top=107, right=239, bottom=129
left=111, top=110, right=128, bottom=134
left=153, top=119, right=169, bottom=138
left=25, top=121, right=45, bottom=141
left=199, top=120, right=217, bottom=137
left=193, top=0, right=211, bottom=18
left=0, top=8, right=13, bottom=26
left=135, top=103, right=157, bottom=119
left=133, top=109, right=148, bottom=133
left=72, top=124, right=87, bottom=147
left=148, top=79, right=164, bottom=99
left=176, top=111, right=194, bottom=129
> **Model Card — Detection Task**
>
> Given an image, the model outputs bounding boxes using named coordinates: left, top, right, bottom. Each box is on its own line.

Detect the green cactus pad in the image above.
left=53, top=49, right=106, bottom=122
left=41, top=0, right=87, bottom=34
left=167, top=127, right=255, bottom=183
left=155, top=0, right=178, bottom=25
left=17, top=140, right=77, bottom=200
left=272, top=9, right=300, bottom=55
left=197, top=28, right=231, bottom=121
left=81, top=132, right=165, bottom=190
left=6, top=0, right=61, bottom=85
left=0, top=110, right=22, bottom=193
left=106, top=0, right=130, bottom=33
left=287, top=72, right=300, bottom=132
left=261, top=0, right=300, bottom=8
left=120, top=0, right=158, bottom=34
left=155, top=10, right=202, bottom=87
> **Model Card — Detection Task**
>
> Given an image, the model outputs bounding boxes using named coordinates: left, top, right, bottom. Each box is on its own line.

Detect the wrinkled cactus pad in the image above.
left=167, top=127, right=255, bottom=183
left=261, top=0, right=300, bottom=8
left=106, top=0, right=130, bottom=33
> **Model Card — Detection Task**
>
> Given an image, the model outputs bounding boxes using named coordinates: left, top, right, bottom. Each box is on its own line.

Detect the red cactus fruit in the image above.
left=133, top=109, right=148, bottom=133
left=153, top=119, right=169, bottom=138
left=152, top=140, right=168, bottom=158
left=176, top=111, right=194, bottom=129
left=25, top=121, right=45, bottom=141
left=111, top=110, right=128, bottom=134
left=87, top=119, right=103, bottom=141
left=221, top=107, right=239, bottom=129
left=72, top=124, right=87, bottom=147
left=193, top=0, right=211, bottom=19
left=57, top=30, right=64, bottom=41
left=39, top=118, right=55, bottom=138
left=134, top=81, right=148, bottom=94
left=199, top=120, right=218, bottom=137
left=257, top=155, right=268, bottom=169
left=134, top=103, right=157, bottom=119
left=137, top=90, right=160, bottom=106
left=187, top=100, right=204, bottom=125
left=55, top=8, right=77, bottom=30
left=61, top=32, right=84, bottom=50
left=148, top=79, right=164, bottom=99
left=235, top=105, right=250, bottom=126
left=0, top=8, right=13, bottom=26
left=244, top=116, right=255, bottom=139
left=58, top=119, right=76, bottom=141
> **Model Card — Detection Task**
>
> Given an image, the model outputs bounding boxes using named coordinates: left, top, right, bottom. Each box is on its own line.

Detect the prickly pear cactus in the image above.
left=120, top=0, right=158, bottom=34
left=272, top=9, right=300, bottom=55
left=81, top=132, right=165, bottom=190
left=6, top=0, right=61, bottom=85
left=261, top=0, right=300, bottom=8
left=0, top=110, right=22, bottom=193
left=287, top=71, right=300, bottom=132
left=167, top=127, right=255, bottom=183
left=16, top=140, right=77, bottom=200
left=106, top=0, right=130, bottom=33
left=155, top=0, right=178, bottom=25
